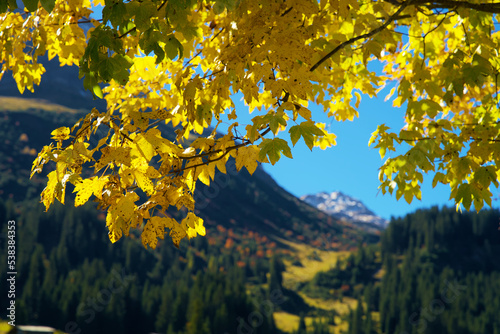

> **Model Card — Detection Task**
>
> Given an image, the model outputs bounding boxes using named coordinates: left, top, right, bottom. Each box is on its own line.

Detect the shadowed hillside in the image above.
left=0, top=57, right=106, bottom=111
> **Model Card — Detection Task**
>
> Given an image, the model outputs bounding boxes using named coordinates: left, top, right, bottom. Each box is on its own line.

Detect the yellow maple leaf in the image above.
left=106, top=211, right=123, bottom=244
left=115, top=195, right=136, bottom=221
left=73, top=177, right=96, bottom=206
left=51, top=127, right=71, bottom=141
left=235, top=145, right=259, bottom=174
left=182, top=212, right=206, bottom=239
left=132, top=170, right=155, bottom=195
left=40, top=170, right=58, bottom=211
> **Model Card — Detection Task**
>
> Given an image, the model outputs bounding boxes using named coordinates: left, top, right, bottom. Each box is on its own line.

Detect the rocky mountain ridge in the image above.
left=301, top=191, right=388, bottom=229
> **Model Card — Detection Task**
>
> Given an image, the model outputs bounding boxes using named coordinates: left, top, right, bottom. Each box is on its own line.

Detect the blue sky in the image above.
left=259, top=96, right=455, bottom=221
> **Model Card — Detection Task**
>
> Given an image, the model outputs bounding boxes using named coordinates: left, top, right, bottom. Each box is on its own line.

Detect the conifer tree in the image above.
left=2, top=0, right=500, bottom=247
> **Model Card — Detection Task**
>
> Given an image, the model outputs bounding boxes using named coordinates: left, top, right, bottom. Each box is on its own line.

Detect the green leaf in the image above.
left=102, top=3, right=112, bottom=23
left=93, top=84, right=103, bottom=99
left=181, top=25, right=201, bottom=40
left=98, top=58, right=114, bottom=82
left=83, top=71, right=97, bottom=92
left=40, top=0, right=55, bottom=12
left=432, top=172, right=446, bottom=188
left=82, top=27, right=124, bottom=84
left=109, top=54, right=133, bottom=84
left=110, top=2, right=127, bottom=28
left=213, top=2, right=225, bottom=14
left=135, top=1, right=156, bottom=31
left=289, top=121, right=324, bottom=150
left=166, top=0, right=189, bottom=26
left=196, top=103, right=212, bottom=125
left=153, top=43, right=165, bottom=64
left=112, top=68, right=130, bottom=85
left=403, top=189, right=413, bottom=204
left=22, top=0, right=38, bottom=12
left=409, top=148, right=433, bottom=171
left=114, top=54, right=134, bottom=68
left=420, top=99, right=442, bottom=118
left=140, top=29, right=166, bottom=63
left=473, top=166, right=497, bottom=188
left=456, top=183, right=472, bottom=211
left=165, top=36, right=183, bottom=61
left=119, top=21, right=136, bottom=36
left=258, top=138, right=293, bottom=165
left=224, top=0, right=238, bottom=10
left=263, top=111, right=287, bottom=135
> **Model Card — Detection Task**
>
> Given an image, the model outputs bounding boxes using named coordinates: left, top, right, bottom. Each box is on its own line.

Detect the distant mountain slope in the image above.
left=301, top=191, right=388, bottom=229
left=0, top=62, right=377, bottom=250
left=0, top=104, right=374, bottom=250
left=0, top=102, right=87, bottom=200
left=0, top=57, right=106, bottom=111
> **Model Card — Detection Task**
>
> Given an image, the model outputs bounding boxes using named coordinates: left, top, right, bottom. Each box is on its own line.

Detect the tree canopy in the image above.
left=1, top=0, right=500, bottom=248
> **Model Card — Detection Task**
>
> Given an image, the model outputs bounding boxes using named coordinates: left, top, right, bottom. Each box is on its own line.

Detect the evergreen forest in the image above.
left=2, top=197, right=499, bottom=333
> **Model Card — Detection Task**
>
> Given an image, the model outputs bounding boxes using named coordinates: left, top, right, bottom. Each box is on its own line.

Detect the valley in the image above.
left=0, top=61, right=499, bottom=334
left=0, top=95, right=375, bottom=334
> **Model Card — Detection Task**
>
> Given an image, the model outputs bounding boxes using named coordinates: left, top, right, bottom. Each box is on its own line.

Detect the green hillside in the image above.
left=341, top=207, right=500, bottom=334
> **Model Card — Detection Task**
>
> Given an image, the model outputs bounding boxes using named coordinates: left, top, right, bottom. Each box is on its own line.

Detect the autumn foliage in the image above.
left=1, top=0, right=500, bottom=247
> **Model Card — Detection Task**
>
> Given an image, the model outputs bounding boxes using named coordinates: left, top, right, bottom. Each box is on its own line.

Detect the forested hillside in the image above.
left=344, top=207, right=500, bottom=334
left=0, top=101, right=365, bottom=334
left=5, top=201, right=498, bottom=334
left=0, top=199, right=281, bottom=334
left=0, top=66, right=375, bottom=333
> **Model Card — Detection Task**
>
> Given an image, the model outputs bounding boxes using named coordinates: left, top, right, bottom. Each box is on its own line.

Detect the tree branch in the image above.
left=411, top=0, right=500, bottom=14
left=168, top=127, right=271, bottom=174
left=118, top=0, right=168, bottom=38
left=309, top=0, right=413, bottom=72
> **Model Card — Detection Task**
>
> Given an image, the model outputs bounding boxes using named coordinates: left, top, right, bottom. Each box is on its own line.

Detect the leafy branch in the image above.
left=118, top=0, right=168, bottom=38
left=411, top=0, right=500, bottom=14
left=168, top=127, right=272, bottom=174
left=309, top=0, right=414, bottom=72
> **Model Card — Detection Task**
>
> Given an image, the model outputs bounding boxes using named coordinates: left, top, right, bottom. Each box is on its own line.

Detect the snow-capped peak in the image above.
left=300, top=191, right=388, bottom=228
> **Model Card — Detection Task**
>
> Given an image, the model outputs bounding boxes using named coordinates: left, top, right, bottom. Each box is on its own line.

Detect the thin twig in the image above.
left=168, top=127, right=271, bottom=174
left=309, top=0, right=413, bottom=72
left=118, top=0, right=168, bottom=38
left=180, top=127, right=271, bottom=161
left=411, top=0, right=500, bottom=14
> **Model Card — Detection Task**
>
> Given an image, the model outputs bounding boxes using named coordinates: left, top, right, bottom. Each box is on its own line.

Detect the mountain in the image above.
left=300, top=191, right=388, bottom=229
left=0, top=59, right=377, bottom=251
left=0, top=56, right=107, bottom=111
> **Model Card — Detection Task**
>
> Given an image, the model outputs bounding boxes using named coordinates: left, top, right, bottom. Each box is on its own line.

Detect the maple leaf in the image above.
left=258, top=138, right=293, bottom=165
left=51, top=127, right=71, bottom=141
left=289, top=121, right=325, bottom=150
left=235, top=145, right=259, bottom=174
left=73, top=177, right=97, bottom=207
